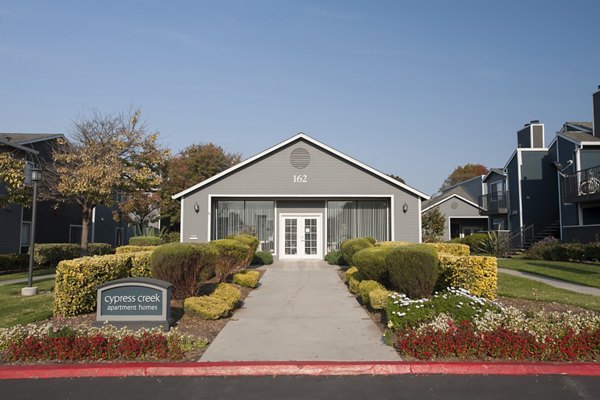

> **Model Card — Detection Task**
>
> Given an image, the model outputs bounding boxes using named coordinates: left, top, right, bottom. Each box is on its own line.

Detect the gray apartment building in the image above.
left=174, top=133, right=429, bottom=259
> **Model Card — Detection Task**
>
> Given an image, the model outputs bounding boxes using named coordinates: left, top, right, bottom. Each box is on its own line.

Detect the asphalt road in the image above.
left=1, top=375, right=598, bottom=400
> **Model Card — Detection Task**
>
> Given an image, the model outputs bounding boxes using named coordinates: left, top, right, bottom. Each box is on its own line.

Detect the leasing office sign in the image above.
left=96, top=278, right=172, bottom=330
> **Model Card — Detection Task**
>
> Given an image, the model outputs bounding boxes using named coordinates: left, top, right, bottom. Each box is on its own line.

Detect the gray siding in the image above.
left=431, top=197, right=485, bottom=240
left=520, top=151, right=558, bottom=226
left=532, top=125, right=544, bottom=148
left=557, top=137, right=578, bottom=227
left=517, top=126, right=531, bottom=148
left=0, top=203, right=22, bottom=253
left=180, top=139, right=422, bottom=246
left=506, top=155, right=520, bottom=231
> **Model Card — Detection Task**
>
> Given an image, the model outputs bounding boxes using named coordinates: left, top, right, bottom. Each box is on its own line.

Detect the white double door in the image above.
left=279, top=213, right=322, bottom=259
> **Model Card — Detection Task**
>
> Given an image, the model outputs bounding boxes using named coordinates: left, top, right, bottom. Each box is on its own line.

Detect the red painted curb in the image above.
left=1, top=361, right=599, bottom=379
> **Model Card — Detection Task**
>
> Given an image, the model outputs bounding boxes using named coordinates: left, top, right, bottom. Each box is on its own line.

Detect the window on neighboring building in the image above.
left=327, top=200, right=389, bottom=252
left=21, top=222, right=31, bottom=247
left=212, top=200, right=275, bottom=253
left=491, top=218, right=505, bottom=230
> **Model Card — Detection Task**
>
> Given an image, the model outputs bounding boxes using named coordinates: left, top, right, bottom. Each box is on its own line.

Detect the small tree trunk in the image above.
left=80, top=205, right=93, bottom=256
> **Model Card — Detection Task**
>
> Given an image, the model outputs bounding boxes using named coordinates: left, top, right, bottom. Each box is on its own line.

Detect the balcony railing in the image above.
left=478, top=191, right=509, bottom=215
left=562, top=165, right=600, bottom=203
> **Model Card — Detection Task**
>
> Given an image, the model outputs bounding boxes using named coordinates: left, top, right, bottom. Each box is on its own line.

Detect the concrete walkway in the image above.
left=0, top=274, right=56, bottom=286
left=498, top=268, right=600, bottom=296
left=200, top=260, right=399, bottom=362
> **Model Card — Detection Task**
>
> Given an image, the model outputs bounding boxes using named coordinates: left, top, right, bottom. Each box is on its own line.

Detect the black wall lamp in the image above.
left=402, top=202, right=408, bottom=214
left=194, top=202, right=200, bottom=213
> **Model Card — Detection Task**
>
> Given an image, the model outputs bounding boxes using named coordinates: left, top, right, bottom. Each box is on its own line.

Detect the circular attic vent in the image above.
left=290, top=147, right=311, bottom=169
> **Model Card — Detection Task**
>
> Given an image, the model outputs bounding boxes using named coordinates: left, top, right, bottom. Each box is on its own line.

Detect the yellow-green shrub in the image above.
left=53, top=254, right=132, bottom=316
left=233, top=270, right=260, bottom=288
left=358, top=280, right=385, bottom=304
left=369, top=288, right=389, bottom=310
left=349, top=276, right=363, bottom=294
left=437, top=254, right=497, bottom=299
left=212, top=283, right=241, bottom=310
left=340, top=238, right=375, bottom=265
left=427, top=243, right=470, bottom=256
left=344, top=266, right=361, bottom=283
left=183, top=296, right=230, bottom=320
left=378, top=241, right=469, bottom=256
left=129, top=251, right=153, bottom=277
left=116, top=245, right=158, bottom=254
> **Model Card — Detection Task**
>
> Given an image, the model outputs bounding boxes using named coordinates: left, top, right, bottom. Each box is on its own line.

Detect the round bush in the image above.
left=233, top=270, right=260, bottom=288
left=352, top=246, right=393, bottom=284
left=183, top=296, right=230, bottom=320
left=150, top=243, right=218, bottom=299
left=358, top=280, right=385, bottom=305
left=340, top=238, right=375, bottom=265
left=210, top=239, right=250, bottom=282
left=460, top=233, right=488, bottom=252
left=385, top=245, right=439, bottom=299
left=212, top=283, right=241, bottom=311
left=324, top=250, right=346, bottom=265
left=252, top=251, right=273, bottom=265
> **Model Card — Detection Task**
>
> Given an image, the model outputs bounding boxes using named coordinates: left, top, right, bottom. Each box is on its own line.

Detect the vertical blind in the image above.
left=327, top=200, right=388, bottom=251
left=213, top=200, right=275, bottom=252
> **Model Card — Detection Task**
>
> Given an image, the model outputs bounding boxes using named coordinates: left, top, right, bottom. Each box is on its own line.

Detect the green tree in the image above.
left=161, top=143, right=241, bottom=228
left=439, top=163, right=488, bottom=192
left=0, top=151, right=30, bottom=207
left=45, top=109, right=168, bottom=252
left=422, top=207, right=445, bottom=243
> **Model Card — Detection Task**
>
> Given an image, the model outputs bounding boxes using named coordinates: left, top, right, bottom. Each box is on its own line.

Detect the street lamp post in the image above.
left=22, top=166, right=42, bottom=297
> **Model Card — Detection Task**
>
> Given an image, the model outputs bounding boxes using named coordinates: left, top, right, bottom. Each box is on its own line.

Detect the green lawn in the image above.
left=0, top=267, right=56, bottom=282
left=0, top=278, right=55, bottom=328
left=498, top=258, right=600, bottom=289
left=498, top=273, right=600, bottom=312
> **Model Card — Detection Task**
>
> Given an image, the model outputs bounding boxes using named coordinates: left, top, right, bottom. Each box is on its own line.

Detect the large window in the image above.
left=327, top=200, right=388, bottom=251
left=212, top=200, right=275, bottom=253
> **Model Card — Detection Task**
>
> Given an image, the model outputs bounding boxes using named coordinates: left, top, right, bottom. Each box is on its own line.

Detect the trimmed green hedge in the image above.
left=352, top=246, right=394, bottom=284
left=252, top=251, right=273, bottom=266
left=183, top=296, right=230, bottom=320
left=385, top=244, right=439, bottom=299
left=340, top=238, right=375, bottom=265
left=88, top=243, right=114, bottom=256
left=150, top=243, right=218, bottom=300
left=129, top=236, right=162, bottom=246
left=129, top=250, right=153, bottom=278
left=34, top=243, right=80, bottom=267
left=210, top=239, right=250, bottom=282
left=324, top=250, right=346, bottom=265
left=53, top=254, right=133, bottom=316
left=116, top=245, right=158, bottom=254
left=227, top=234, right=259, bottom=267
left=0, top=253, right=28, bottom=272
left=233, top=270, right=260, bottom=288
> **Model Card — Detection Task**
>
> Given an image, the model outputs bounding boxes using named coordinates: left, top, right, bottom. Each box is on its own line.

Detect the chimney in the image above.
left=517, top=120, right=544, bottom=148
left=594, top=85, right=600, bottom=137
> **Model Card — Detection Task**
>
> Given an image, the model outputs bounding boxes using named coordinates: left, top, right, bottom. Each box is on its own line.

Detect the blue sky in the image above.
left=1, top=0, right=599, bottom=195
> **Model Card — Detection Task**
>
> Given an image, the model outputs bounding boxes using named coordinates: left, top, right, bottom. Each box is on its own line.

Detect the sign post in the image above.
left=96, top=277, right=173, bottom=331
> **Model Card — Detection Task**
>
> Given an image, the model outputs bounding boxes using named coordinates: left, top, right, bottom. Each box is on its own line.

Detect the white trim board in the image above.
left=172, top=133, right=430, bottom=200
left=422, top=194, right=482, bottom=213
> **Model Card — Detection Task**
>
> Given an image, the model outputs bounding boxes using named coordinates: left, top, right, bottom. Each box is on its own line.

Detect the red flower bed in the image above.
left=4, top=332, right=185, bottom=362
left=395, top=320, right=600, bottom=361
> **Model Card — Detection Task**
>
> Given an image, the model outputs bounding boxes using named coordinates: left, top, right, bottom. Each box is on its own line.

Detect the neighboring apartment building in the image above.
left=422, top=176, right=487, bottom=241
left=553, top=88, right=600, bottom=242
left=478, top=86, right=600, bottom=246
left=0, top=133, right=130, bottom=254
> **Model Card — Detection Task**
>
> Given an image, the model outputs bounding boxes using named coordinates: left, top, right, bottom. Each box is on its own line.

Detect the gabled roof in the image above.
left=0, top=133, right=63, bottom=145
left=172, top=133, right=430, bottom=200
left=558, top=131, right=600, bottom=144
left=482, top=168, right=506, bottom=182
left=439, top=174, right=483, bottom=195
left=0, top=138, right=39, bottom=154
left=561, top=122, right=593, bottom=133
left=422, top=187, right=481, bottom=213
